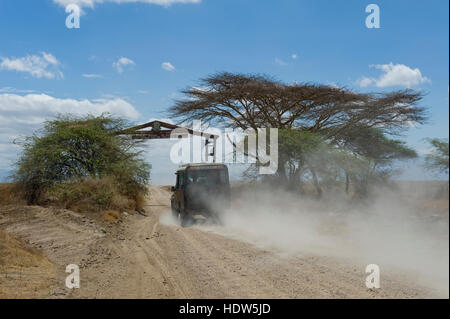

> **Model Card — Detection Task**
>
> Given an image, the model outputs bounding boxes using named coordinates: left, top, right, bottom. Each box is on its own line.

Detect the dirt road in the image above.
left=0, top=187, right=440, bottom=298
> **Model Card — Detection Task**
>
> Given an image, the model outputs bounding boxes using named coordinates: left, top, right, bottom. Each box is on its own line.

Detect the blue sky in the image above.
left=0, top=0, right=448, bottom=183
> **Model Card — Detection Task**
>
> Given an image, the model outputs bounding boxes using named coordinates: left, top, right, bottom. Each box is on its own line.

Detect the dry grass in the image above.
left=102, top=210, right=122, bottom=223
left=0, top=229, right=56, bottom=298
left=135, top=193, right=146, bottom=211
left=41, top=178, right=142, bottom=213
left=0, top=183, right=25, bottom=206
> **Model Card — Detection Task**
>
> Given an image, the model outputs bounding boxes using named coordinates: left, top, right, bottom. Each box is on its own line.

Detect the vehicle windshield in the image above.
left=186, top=169, right=229, bottom=185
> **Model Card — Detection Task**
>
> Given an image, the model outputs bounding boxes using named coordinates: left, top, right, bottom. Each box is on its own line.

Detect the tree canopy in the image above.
left=169, top=73, right=427, bottom=136
left=169, top=72, right=425, bottom=197
left=13, top=114, right=151, bottom=204
left=424, top=138, right=449, bottom=174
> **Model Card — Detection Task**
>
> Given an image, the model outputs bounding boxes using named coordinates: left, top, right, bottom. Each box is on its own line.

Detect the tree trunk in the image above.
left=345, top=171, right=350, bottom=195
left=277, top=158, right=288, bottom=185
left=309, top=167, right=323, bottom=198
left=288, top=167, right=301, bottom=191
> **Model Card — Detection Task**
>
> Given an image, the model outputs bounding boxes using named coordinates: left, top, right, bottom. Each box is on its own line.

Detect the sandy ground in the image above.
left=0, top=187, right=442, bottom=298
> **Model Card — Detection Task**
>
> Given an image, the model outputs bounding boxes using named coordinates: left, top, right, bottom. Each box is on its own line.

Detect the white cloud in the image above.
left=82, top=73, right=102, bottom=78
left=0, top=52, right=63, bottom=79
left=275, top=58, right=288, bottom=66
left=161, top=62, right=176, bottom=72
left=291, top=54, right=297, bottom=60
left=53, top=0, right=201, bottom=10
left=358, top=77, right=373, bottom=88
left=0, top=93, right=140, bottom=170
left=359, top=62, right=430, bottom=88
left=0, top=93, right=140, bottom=122
left=0, top=87, right=35, bottom=94
left=113, top=57, right=135, bottom=73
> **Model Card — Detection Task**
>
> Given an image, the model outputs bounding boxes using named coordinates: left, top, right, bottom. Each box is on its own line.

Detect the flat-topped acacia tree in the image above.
left=169, top=72, right=426, bottom=192
left=169, top=72, right=426, bottom=135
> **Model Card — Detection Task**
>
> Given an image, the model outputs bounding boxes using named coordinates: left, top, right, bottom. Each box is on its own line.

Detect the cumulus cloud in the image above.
left=113, top=57, right=135, bottom=73
left=358, top=77, right=373, bottom=88
left=53, top=0, right=201, bottom=10
left=0, top=93, right=140, bottom=170
left=0, top=52, right=63, bottom=79
left=161, top=62, right=176, bottom=72
left=359, top=62, right=430, bottom=88
left=0, top=93, right=140, bottom=123
left=291, top=54, right=297, bottom=60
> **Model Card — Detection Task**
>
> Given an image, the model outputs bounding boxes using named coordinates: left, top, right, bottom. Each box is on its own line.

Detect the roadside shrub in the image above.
left=13, top=114, right=151, bottom=211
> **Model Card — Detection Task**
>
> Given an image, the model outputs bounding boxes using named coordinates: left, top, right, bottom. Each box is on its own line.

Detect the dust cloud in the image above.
left=161, top=185, right=449, bottom=297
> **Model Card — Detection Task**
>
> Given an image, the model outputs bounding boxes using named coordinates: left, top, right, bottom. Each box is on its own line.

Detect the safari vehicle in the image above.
left=171, top=163, right=230, bottom=226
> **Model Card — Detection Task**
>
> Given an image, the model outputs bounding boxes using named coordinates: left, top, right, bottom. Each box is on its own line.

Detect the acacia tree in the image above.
left=14, top=114, right=151, bottom=204
left=277, top=130, right=325, bottom=189
left=170, top=73, right=425, bottom=131
left=169, top=72, right=426, bottom=188
left=268, top=128, right=417, bottom=197
left=337, top=128, right=417, bottom=197
left=424, top=138, right=449, bottom=174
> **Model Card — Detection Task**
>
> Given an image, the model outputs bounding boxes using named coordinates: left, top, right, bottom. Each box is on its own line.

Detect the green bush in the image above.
left=13, top=114, right=151, bottom=208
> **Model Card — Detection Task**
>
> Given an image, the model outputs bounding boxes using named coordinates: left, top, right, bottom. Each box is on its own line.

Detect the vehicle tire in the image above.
left=180, top=213, right=192, bottom=227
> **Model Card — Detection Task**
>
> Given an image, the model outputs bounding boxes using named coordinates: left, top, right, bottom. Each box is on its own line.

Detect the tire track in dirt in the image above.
left=0, top=187, right=439, bottom=298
